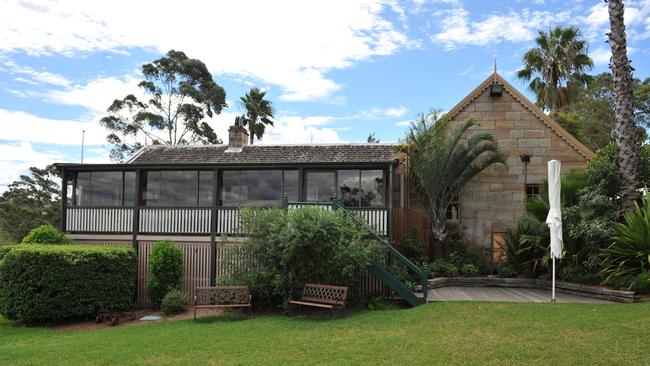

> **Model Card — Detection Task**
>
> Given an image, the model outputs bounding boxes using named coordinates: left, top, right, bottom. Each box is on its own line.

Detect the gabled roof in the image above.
left=446, top=72, right=594, bottom=160
left=127, top=143, right=398, bottom=165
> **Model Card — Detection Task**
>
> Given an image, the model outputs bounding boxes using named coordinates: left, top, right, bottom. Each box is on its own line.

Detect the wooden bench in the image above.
left=288, top=283, right=348, bottom=317
left=194, top=286, right=251, bottom=320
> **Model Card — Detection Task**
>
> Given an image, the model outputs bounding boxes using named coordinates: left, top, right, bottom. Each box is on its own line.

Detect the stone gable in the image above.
left=446, top=74, right=591, bottom=257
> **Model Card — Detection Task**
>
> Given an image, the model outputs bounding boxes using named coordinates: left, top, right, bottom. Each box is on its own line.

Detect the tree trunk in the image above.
left=430, top=215, right=447, bottom=260
left=608, top=0, right=640, bottom=212
left=249, top=126, right=255, bottom=145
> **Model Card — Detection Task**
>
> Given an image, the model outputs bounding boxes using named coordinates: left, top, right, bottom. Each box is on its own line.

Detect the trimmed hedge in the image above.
left=21, top=224, right=71, bottom=244
left=0, top=245, right=15, bottom=261
left=0, top=245, right=136, bottom=322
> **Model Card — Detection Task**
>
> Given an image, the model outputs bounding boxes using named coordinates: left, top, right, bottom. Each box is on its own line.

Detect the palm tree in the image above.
left=517, top=26, right=593, bottom=119
left=607, top=0, right=640, bottom=212
left=240, top=87, right=275, bottom=144
left=397, top=110, right=505, bottom=255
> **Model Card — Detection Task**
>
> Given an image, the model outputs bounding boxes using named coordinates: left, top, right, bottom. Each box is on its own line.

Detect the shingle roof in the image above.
left=127, top=144, right=399, bottom=165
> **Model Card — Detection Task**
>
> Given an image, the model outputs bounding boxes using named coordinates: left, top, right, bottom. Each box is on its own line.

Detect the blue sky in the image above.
left=1, top=0, right=650, bottom=190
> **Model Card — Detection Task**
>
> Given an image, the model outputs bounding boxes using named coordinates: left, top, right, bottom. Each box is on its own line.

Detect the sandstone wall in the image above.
left=449, top=86, right=589, bottom=253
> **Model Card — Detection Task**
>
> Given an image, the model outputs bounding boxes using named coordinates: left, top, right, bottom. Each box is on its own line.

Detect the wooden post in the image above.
left=210, top=168, right=219, bottom=286
left=132, top=169, right=141, bottom=250
left=298, top=167, right=305, bottom=201
left=388, top=164, right=394, bottom=240
left=132, top=168, right=141, bottom=306
left=60, top=168, right=68, bottom=233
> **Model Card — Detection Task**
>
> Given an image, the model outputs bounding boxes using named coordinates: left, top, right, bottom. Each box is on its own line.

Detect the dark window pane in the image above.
left=159, top=171, right=197, bottom=207
left=241, top=170, right=282, bottom=207
left=199, top=171, right=214, bottom=206
left=90, top=171, right=123, bottom=206
left=283, top=170, right=299, bottom=202
left=221, top=171, right=240, bottom=207
left=338, top=170, right=360, bottom=207
left=526, top=184, right=540, bottom=198
left=144, top=171, right=161, bottom=206
left=306, top=171, right=335, bottom=202
left=124, top=171, right=135, bottom=206
left=76, top=172, right=91, bottom=206
left=360, top=170, right=384, bottom=207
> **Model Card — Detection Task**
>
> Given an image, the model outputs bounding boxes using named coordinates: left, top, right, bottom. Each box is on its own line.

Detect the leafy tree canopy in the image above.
left=558, top=73, right=650, bottom=151
left=367, top=133, right=380, bottom=143
left=0, top=166, right=61, bottom=243
left=100, top=50, right=227, bottom=161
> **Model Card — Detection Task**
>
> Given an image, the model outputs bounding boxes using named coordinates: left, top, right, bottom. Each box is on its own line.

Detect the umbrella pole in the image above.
left=551, top=256, right=556, bottom=303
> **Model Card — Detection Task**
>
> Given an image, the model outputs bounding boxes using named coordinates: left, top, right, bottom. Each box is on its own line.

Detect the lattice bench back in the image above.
left=301, top=283, right=348, bottom=305
left=195, top=286, right=250, bottom=306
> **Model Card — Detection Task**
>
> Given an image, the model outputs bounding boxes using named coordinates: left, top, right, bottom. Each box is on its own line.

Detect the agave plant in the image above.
left=504, top=170, right=614, bottom=278
left=601, top=195, right=650, bottom=291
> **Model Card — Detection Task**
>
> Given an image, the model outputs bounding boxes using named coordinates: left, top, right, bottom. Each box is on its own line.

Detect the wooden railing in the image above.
left=139, top=208, right=212, bottom=234
left=216, top=207, right=241, bottom=235
left=65, top=205, right=389, bottom=236
left=66, top=207, right=133, bottom=233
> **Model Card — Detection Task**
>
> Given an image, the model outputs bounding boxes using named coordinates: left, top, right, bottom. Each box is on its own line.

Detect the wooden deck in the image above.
left=426, top=286, right=616, bottom=304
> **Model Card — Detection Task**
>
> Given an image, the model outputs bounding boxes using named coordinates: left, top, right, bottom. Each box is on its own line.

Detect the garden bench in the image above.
left=193, top=286, right=251, bottom=320
left=288, top=283, right=348, bottom=317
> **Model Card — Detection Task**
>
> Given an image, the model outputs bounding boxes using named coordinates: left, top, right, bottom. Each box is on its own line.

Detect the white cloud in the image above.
left=590, top=47, right=611, bottom=66
left=0, top=0, right=413, bottom=102
left=260, top=116, right=342, bottom=144
left=0, top=59, right=71, bottom=86
left=45, top=75, right=142, bottom=113
left=0, top=109, right=106, bottom=145
left=431, top=7, right=570, bottom=50
left=0, top=141, right=65, bottom=190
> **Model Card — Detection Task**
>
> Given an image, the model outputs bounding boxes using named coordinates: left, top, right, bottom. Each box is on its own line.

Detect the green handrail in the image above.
left=330, top=198, right=428, bottom=305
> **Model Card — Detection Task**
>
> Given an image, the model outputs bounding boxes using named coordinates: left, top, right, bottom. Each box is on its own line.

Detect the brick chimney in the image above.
left=228, top=116, right=249, bottom=148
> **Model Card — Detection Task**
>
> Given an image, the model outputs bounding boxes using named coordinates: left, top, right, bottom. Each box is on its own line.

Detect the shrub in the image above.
left=601, top=196, right=650, bottom=292
left=497, top=262, right=516, bottom=278
left=0, top=245, right=15, bottom=261
left=21, top=224, right=71, bottom=244
left=0, top=245, right=136, bottom=322
left=460, top=263, right=479, bottom=277
left=161, top=288, right=188, bottom=315
left=236, top=207, right=376, bottom=309
left=399, top=227, right=428, bottom=263
left=146, top=240, right=183, bottom=308
left=428, top=259, right=458, bottom=278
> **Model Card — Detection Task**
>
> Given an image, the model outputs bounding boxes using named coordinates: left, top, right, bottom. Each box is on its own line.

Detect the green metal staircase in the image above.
left=330, top=199, right=428, bottom=307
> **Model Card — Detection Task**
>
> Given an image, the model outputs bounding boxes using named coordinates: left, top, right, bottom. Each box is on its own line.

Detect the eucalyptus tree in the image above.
left=100, top=50, right=227, bottom=161
left=0, top=166, right=60, bottom=242
left=517, top=26, right=593, bottom=119
left=240, top=87, right=275, bottom=144
left=607, top=0, right=640, bottom=212
left=397, top=110, right=505, bottom=252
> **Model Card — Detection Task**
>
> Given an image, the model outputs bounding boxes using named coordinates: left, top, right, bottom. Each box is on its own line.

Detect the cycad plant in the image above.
left=601, top=195, right=650, bottom=292
left=397, top=109, right=505, bottom=253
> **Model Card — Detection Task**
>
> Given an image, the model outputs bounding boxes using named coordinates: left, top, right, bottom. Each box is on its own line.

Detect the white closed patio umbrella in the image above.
left=545, top=160, right=563, bottom=302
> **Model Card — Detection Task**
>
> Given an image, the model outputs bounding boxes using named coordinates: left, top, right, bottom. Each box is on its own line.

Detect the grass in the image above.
left=1, top=302, right=649, bottom=365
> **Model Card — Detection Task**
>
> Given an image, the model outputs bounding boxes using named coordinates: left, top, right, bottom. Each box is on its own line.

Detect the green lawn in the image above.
left=1, top=302, right=648, bottom=365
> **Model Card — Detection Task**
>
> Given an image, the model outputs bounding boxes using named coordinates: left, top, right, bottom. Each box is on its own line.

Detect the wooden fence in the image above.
left=392, top=207, right=431, bottom=254
left=75, top=240, right=386, bottom=308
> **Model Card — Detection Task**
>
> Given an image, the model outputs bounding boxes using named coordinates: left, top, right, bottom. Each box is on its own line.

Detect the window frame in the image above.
left=73, top=171, right=134, bottom=207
